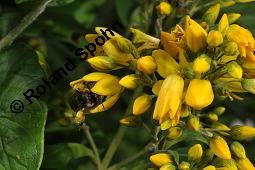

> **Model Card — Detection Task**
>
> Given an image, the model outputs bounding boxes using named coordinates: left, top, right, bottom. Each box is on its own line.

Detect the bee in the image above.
left=69, top=82, right=106, bottom=127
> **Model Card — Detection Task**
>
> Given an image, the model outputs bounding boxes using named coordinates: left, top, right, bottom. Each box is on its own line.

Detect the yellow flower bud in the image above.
left=236, top=158, right=255, bottom=170
left=241, top=78, right=255, bottom=94
left=230, top=141, right=246, bottom=159
left=159, top=163, right=176, bottom=170
left=183, top=67, right=195, bottom=79
left=152, top=80, right=163, bottom=96
left=185, top=79, right=214, bottom=110
left=224, top=41, right=239, bottom=56
left=153, top=49, right=179, bottom=78
left=133, top=94, right=151, bottom=116
left=119, top=74, right=139, bottom=89
left=185, top=16, right=207, bottom=52
left=202, top=3, right=220, bottom=25
left=207, top=30, right=223, bottom=47
left=188, top=144, right=203, bottom=161
left=236, top=0, right=255, bottom=3
left=221, top=0, right=236, bottom=7
left=211, top=122, right=231, bottom=131
left=218, top=14, right=229, bottom=37
left=193, top=54, right=211, bottom=74
left=208, top=113, right=218, bottom=122
left=149, top=153, right=172, bottom=167
left=214, top=107, right=226, bottom=115
left=156, top=2, right=172, bottom=15
left=178, top=161, right=190, bottom=170
left=227, top=62, right=243, bottom=79
left=137, top=56, right=157, bottom=74
left=153, top=74, right=184, bottom=123
left=87, top=56, right=116, bottom=71
left=227, top=13, right=241, bottom=24
left=167, top=127, right=183, bottom=139
left=230, top=125, right=255, bottom=140
left=203, top=165, right=216, bottom=170
left=180, top=105, right=190, bottom=118
left=119, top=115, right=141, bottom=127
left=75, top=110, right=85, bottom=126
left=209, top=136, right=231, bottom=160
left=186, top=116, right=200, bottom=131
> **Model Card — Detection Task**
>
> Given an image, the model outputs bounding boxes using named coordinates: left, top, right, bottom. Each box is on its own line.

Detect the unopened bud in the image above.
left=218, top=14, right=229, bottom=37
left=87, top=56, right=116, bottom=71
left=208, top=112, right=218, bottom=122
left=209, top=136, right=231, bottom=160
left=224, top=41, right=239, bottom=56
left=230, top=125, right=255, bottom=140
left=152, top=80, right=163, bottom=96
left=119, top=115, right=141, bottom=127
left=193, top=54, right=211, bottom=74
left=159, top=163, right=176, bottom=170
left=211, top=122, right=231, bottom=131
left=230, top=141, right=246, bottom=159
left=202, top=165, right=216, bottom=170
left=227, top=62, right=243, bottom=79
left=167, top=127, right=183, bottom=139
left=241, top=78, right=255, bottom=94
left=227, top=13, right=241, bottom=24
left=178, top=161, right=190, bottom=170
left=236, top=158, right=255, bottom=170
left=119, top=74, right=139, bottom=89
left=184, top=67, right=195, bottom=79
left=137, top=56, right=157, bottom=74
left=156, top=2, right=172, bottom=15
left=202, top=3, right=220, bottom=25
left=188, top=144, right=203, bottom=161
left=186, top=116, right=200, bottom=131
left=214, top=107, right=226, bottom=115
left=149, top=153, right=172, bottom=167
left=133, top=94, right=152, bottom=116
left=181, top=105, right=190, bottom=118
left=207, top=30, right=224, bottom=47
left=212, top=158, right=237, bottom=170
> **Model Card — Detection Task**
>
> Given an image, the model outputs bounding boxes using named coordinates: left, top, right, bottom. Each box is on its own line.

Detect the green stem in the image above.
left=101, top=86, right=144, bottom=169
left=0, top=0, right=53, bottom=51
left=82, top=125, right=102, bottom=170
left=107, top=146, right=148, bottom=170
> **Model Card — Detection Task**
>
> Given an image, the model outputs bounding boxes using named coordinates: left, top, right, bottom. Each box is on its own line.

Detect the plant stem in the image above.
left=101, top=86, right=144, bottom=169
left=107, top=147, right=148, bottom=170
left=0, top=0, right=52, bottom=51
left=82, top=125, right=102, bottom=170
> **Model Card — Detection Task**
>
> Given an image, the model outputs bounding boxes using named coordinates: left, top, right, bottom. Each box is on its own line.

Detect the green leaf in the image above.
left=0, top=44, right=47, bottom=170
left=42, top=143, right=95, bottom=168
left=168, top=150, right=179, bottom=165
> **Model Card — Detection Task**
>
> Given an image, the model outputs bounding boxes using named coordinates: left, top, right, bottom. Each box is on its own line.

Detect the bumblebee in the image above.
left=69, top=82, right=106, bottom=126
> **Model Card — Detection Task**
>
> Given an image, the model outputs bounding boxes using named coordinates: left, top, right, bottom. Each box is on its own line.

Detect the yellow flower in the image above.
left=226, top=24, right=255, bottom=61
left=227, top=13, right=241, bottom=24
left=160, top=25, right=185, bottom=58
left=227, top=61, right=243, bottom=79
left=188, top=144, right=203, bottom=161
left=186, top=116, right=200, bottom=131
left=153, top=74, right=184, bottom=123
left=119, top=74, right=139, bottom=89
left=133, top=94, right=151, bottom=116
left=202, top=3, right=220, bottom=25
left=70, top=72, right=122, bottom=113
left=156, top=2, right=172, bottom=15
left=149, top=153, right=172, bottom=167
left=137, top=56, right=157, bottom=74
left=185, top=79, right=214, bottom=110
left=230, top=141, right=246, bottom=159
left=193, top=54, right=211, bottom=74
left=152, top=49, right=179, bottom=78
left=209, top=136, right=231, bottom=160
left=167, top=127, right=183, bottom=139
left=230, top=125, right=255, bottom=140
left=207, top=30, right=223, bottom=47
left=185, top=16, right=207, bottom=52
left=203, top=165, right=216, bottom=170
left=218, top=14, right=229, bottom=37
left=152, top=80, right=163, bottom=96
left=87, top=56, right=116, bottom=71
left=236, top=158, right=255, bottom=170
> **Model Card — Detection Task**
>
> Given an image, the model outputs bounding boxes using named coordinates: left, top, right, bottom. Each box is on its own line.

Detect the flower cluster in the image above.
left=69, top=1, right=255, bottom=169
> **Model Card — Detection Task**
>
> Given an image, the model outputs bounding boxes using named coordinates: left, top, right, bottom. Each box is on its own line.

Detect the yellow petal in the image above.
left=119, top=74, right=139, bottom=89
left=152, top=80, right=164, bottom=96
left=218, top=14, right=229, bottom=37
left=133, top=94, right=151, bottom=116
left=236, top=158, right=255, bottom=170
left=137, top=56, right=157, bottom=74
left=87, top=56, right=116, bottom=71
left=209, top=136, right=231, bottom=160
left=82, top=72, right=112, bottom=82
